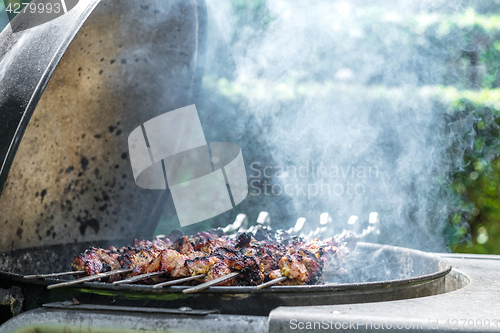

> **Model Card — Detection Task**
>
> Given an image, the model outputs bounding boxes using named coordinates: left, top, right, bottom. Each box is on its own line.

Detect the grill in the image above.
left=0, top=237, right=452, bottom=315
left=0, top=210, right=470, bottom=333
left=0, top=1, right=497, bottom=332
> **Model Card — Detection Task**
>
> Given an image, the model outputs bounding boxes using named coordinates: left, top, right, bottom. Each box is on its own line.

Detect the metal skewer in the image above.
left=289, top=217, right=306, bottom=235
left=347, top=215, right=358, bottom=225
left=223, top=214, right=248, bottom=234
left=256, top=276, right=287, bottom=289
left=24, top=271, right=86, bottom=279
left=152, top=274, right=206, bottom=289
left=182, top=272, right=239, bottom=294
left=256, top=211, right=271, bottom=226
left=47, top=268, right=133, bottom=289
left=247, top=211, right=271, bottom=234
left=234, top=214, right=249, bottom=233
left=358, top=212, right=381, bottom=239
left=113, top=271, right=166, bottom=285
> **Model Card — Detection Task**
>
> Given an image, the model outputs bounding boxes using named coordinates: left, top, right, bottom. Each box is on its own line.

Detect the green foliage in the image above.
left=438, top=88, right=500, bottom=253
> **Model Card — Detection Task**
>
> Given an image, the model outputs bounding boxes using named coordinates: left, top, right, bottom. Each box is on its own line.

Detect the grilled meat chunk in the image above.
left=131, top=249, right=158, bottom=275
left=173, top=236, right=194, bottom=254
left=185, top=256, right=220, bottom=276
left=278, top=248, right=323, bottom=284
left=185, top=255, right=235, bottom=286
left=70, top=230, right=355, bottom=287
left=268, top=269, right=282, bottom=280
left=205, top=258, right=234, bottom=286
left=71, top=249, right=103, bottom=276
left=71, top=247, right=125, bottom=281
left=134, top=238, right=172, bottom=250
left=194, top=238, right=235, bottom=253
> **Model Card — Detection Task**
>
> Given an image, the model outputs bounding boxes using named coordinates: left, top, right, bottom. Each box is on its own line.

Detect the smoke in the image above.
left=197, top=0, right=480, bottom=251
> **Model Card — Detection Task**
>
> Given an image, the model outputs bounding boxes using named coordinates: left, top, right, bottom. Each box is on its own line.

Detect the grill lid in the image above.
left=0, top=0, right=207, bottom=251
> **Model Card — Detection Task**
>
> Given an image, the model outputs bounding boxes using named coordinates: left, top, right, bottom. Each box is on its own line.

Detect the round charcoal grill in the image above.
left=0, top=240, right=451, bottom=316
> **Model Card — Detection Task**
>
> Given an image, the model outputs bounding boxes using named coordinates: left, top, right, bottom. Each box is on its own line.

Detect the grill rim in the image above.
left=1, top=242, right=451, bottom=294
left=0, top=241, right=454, bottom=316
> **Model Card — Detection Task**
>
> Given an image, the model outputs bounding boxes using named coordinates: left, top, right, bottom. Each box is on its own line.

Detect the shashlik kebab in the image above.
left=70, top=229, right=357, bottom=287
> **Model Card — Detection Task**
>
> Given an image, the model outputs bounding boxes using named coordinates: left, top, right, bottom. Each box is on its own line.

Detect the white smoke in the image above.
left=200, top=0, right=477, bottom=251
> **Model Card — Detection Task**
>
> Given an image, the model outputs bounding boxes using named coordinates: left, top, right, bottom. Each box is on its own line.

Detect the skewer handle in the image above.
left=223, top=214, right=248, bottom=234
left=113, top=271, right=165, bottom=285
left=47, top=268, right=133, bottom=289
left=182, top=272, right=239, bottom=294
left=294, top=217, right=307, bottom=234
left=256, top=211, right=270, bottom=226
left=24, top=271, right=86, bottom=279
left=152, top=274, right=206, bottom=289
left=256, top=276, right=287, bottom=289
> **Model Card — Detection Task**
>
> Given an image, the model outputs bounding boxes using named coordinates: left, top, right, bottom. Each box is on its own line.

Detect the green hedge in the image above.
left=438, top=87, right=500, bottom=253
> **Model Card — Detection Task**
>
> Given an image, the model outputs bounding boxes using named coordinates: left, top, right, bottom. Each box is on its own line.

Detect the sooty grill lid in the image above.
left=0, top=0, right=101, bottom=193
left=0, top=0, right=206, bottom=251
